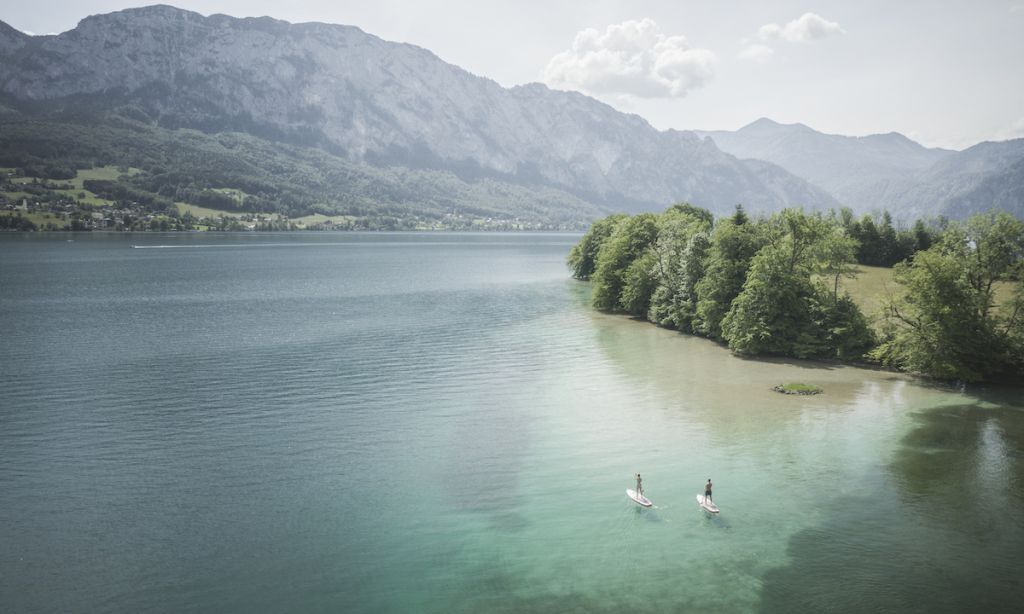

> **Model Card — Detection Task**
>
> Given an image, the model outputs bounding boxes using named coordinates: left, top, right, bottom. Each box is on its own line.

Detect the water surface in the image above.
left=1, top=232, right=1021, bottom=613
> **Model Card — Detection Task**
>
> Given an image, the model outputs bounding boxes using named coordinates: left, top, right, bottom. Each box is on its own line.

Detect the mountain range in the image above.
left=697, top=118, right=1024, bottom=221
left=0, top=5, right=1021, bottom=226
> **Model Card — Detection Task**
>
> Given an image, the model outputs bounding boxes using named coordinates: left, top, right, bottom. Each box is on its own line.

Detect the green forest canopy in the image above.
left=569, top=205, right=1024, bottom=384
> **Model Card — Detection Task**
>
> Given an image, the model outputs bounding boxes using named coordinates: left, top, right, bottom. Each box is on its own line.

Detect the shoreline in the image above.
left=602, top=304, right=1019, bottom=393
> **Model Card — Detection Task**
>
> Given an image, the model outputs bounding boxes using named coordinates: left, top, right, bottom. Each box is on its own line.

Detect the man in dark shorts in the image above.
left=636, top=473, right=643, bottom=496
left=705, top=478, right=713, bottom=503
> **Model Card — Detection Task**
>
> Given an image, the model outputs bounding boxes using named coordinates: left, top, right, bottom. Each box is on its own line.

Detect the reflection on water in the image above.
left=590, top=313, right=1024, bottom=613
left=758, top=397, right=1024, bottom=614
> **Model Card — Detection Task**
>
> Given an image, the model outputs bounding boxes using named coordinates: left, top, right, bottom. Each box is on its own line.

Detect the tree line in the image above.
left=837, top=208, right=939, bottom=267
left=568, top=204, right=1024, bottom=383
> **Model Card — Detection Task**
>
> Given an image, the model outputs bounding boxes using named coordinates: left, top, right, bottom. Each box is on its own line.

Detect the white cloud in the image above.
left=740, top=12, right=843, bottom=63
left=758, top=13, right=844, bottom=43
left=544, top=18, right=715, bottom=99
left=737, top=43, right=774, bottom=63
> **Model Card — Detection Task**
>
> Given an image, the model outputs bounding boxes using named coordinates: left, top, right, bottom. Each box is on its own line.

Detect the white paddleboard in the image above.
left=627, top=488, right=652, bottom=507
left=697, top=494, right=720, bottom=513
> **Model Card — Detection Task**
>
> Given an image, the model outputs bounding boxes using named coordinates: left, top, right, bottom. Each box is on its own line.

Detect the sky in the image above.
left=4, top=0, right=1024, bottom=150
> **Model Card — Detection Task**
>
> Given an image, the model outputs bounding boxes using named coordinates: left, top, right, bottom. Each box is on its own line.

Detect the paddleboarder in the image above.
left=705, top=478, right=713, bottom=503
left=636, top=473, right=644, bottom=497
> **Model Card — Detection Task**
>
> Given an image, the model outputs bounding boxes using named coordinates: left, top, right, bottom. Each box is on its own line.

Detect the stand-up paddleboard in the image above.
left=627, top=489, right=652, bottom=507
left=697, top=494, right=719, bottom=513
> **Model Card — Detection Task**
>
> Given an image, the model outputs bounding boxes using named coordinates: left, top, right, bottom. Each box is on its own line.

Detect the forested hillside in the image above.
left=0, top=110, right=606, bottom=230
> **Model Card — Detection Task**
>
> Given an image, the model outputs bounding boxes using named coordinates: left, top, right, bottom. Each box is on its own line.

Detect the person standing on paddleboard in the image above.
left=636, top=473, right=643, bottom=496
left=705, top=478, right=713, bottom=503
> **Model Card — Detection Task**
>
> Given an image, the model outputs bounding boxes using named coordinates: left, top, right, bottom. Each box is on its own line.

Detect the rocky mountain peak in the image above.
left=0, top=19, right=29, bottom=54
left=737, top=117, right=818, bottom=136
left=740, top=117, right=781, bottom=132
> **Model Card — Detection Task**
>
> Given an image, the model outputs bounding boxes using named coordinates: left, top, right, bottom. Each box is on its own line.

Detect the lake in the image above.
left=1, top=232, right=1021, bottom=613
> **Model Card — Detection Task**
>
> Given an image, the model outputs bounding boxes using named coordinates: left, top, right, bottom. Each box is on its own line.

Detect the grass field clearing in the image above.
left=69, top=166, right=142, bottom=189
left=837, top=264, right=1017, bottom=323
left=291, top=213, right=355, bottom=226
left=837, top=265, right=897, bottom=320
left=1, top=211, right=66, bottom=227
left=175, top=203, right=246, bottom=218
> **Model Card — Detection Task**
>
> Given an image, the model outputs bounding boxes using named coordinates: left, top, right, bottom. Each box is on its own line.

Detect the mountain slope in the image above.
left=0, top=19, right=28, bottom=54
left=0, top=111, right=610, bottom=229
left=696, top=118, right=954, bottom=208
left=698, top=118, right=1024, bottom=221
left=879, top=139, right=1024, bottom=220
left=0, top=5, right=836, bottom=221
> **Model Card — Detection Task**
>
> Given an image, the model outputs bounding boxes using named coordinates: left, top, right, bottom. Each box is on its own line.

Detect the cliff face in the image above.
left=0, top=5, right=836, bottom=216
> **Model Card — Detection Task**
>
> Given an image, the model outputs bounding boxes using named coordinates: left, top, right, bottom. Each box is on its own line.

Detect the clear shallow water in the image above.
left=1, top=232, right=1022, bottom=613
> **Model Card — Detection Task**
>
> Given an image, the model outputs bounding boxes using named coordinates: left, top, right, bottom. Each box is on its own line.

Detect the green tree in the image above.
left=871, top=249, right=997, bottom=380
left=619, top=249, right=660, bottom=316
left=1007, top=282, right=1024, bottom=373
left=854, top=214, right=880, bottom=265
left=878, top=211, right=898, bottom=264
left=720, top=243, right=815, bottom=355
left=648, top=205, right=713, bottom=331
left=649, top=231, right=711, bottom=331
left=871, top=212, right=1024, bottom=381
left=721, top=210, right=871, bottom=358
left=807, top=288, right=875, bottom=360
left=819, top=225, right=860, bottom=301
left=591, top=213, right=660, bottom=312
left=720, top=210, right=824, bottom=355
left=667, top=201, right=714, bottom=228
left=694, top=206, right=763, bottom=339
left=567, top=214, right=627, bottom=280
left=912, top=219, right=934, bottom=252
left=957, top=212, right=1024, bottom=305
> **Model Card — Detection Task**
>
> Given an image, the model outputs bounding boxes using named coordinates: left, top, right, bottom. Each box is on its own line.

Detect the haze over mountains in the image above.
left=0, top=4, right=1021, bottom=225
left=696, top=119, right=955, bottom=206
left=697, top=118, right=1024, bottom=221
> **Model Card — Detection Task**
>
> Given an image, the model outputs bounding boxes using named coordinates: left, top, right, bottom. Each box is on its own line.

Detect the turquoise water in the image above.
left=1, top=232, right=1021, bottom=613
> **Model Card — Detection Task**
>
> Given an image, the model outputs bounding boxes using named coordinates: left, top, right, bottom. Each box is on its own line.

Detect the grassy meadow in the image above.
left=174, top=202, right=246, bottom=219
left=837, top=266, right=898, bottom=320
left=2, top=165, right=143, bottom=208
left=289, top=213, right=356, bottom=227
left=839, top=265, right=1017, bottom=324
